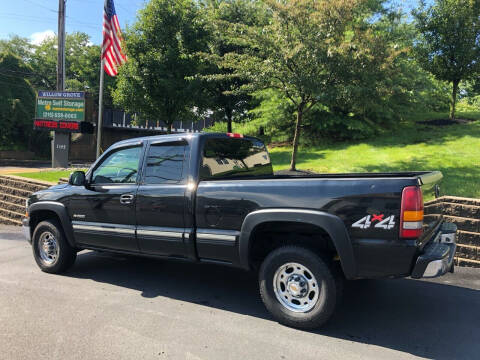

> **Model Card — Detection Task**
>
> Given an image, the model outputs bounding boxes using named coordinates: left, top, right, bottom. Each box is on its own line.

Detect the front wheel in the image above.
left=259, top=246, right=339, bottom=329
left=32, top=220, right=77, bottom=273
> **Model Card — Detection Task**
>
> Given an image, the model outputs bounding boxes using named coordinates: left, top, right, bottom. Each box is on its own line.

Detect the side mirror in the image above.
left=69, top=171, right=86, bottom=186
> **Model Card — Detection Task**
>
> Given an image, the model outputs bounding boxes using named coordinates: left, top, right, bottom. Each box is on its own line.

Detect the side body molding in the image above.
left=238, top=209, right=356, bottom=279
left=29, top=201, right=76, bottom=247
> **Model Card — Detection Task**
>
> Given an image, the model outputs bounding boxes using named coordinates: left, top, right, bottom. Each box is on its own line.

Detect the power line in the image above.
left=21, top=0, right=57, bottom=13
left=1, top=13, right=57, bottom=21
left=66, top=16, right=100, bottom=27
left=0, top=14, right=100, bottom=30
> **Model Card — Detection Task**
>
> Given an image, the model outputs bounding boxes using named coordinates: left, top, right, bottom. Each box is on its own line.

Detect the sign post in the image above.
left=35, top=91, right=88, bottom=168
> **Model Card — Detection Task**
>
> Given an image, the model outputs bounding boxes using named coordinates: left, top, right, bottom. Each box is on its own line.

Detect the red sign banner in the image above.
left=33, top=119, right=93, bottom=133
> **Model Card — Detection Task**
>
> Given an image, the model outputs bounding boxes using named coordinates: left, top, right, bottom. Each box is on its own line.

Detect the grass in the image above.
left=14, top=170, right=75, bottom=183
left=269, top=111, right=480, bottom=198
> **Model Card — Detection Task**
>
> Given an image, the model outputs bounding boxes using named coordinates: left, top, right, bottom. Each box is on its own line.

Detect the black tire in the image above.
left=259, top=246, right=339, bottom=330
left=32, top=219, right=77, bottom=274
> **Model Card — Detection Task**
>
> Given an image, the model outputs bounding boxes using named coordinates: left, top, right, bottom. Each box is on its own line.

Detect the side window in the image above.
left=200, top=138, right=272, bottom=180
left=92, top=146, right=142, bottom=184
left=144, top=141, right=187, bottom=184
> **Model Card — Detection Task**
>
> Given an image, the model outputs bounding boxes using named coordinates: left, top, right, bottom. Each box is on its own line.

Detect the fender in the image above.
left=239, top=209, right=356, bottom=279
left=29, top=201, right=76, bottom=247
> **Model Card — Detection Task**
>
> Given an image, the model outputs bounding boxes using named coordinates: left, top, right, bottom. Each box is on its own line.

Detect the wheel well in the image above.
left=29, top=210, right=61, bottom=237
left=248, top=221, right=339, bottom=270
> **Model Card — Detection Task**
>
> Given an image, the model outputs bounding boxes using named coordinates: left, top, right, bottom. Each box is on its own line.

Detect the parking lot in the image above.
left=0, top=224, right=479, bottom=360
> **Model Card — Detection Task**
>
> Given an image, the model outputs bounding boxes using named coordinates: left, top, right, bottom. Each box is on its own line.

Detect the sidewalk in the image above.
left=0, top=166, right=51, bottom=175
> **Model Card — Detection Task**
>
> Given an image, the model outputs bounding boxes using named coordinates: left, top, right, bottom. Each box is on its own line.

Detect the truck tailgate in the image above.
left=418, top=171, right=444, bottom=241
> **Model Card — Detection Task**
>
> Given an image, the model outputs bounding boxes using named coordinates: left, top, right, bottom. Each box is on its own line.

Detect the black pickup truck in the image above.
left=23, top=133, right=457, bottom=329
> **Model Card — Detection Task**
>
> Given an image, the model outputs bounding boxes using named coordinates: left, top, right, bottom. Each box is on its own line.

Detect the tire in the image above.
left=32, top=219, right=77, bottom=274
left=259, top=246, right=339, bottom=329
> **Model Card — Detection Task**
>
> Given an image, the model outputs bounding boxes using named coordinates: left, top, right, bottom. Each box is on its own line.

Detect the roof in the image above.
left=110, top=132, right=260, bottom=148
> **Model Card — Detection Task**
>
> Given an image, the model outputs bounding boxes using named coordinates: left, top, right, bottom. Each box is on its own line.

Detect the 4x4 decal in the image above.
left=352, top=214, right=395, bottom=230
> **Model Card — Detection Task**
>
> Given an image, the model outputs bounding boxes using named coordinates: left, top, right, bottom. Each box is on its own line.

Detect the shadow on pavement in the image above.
left=68, top=251, right=479, bottom=360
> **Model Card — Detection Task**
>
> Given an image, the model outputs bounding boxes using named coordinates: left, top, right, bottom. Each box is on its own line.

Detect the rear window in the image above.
left=200, top=138, right=272, bottom=180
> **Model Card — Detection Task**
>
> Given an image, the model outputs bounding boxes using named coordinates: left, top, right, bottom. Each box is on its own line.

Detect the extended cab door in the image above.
left=135, top=139, right=190, bottom=257
left=69, top=143, right=144, bottom=252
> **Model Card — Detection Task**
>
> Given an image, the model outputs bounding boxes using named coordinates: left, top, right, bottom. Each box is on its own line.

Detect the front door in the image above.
left=135, top=140, right=189, bottom=257
left=69, top=144, right=144, bottom=252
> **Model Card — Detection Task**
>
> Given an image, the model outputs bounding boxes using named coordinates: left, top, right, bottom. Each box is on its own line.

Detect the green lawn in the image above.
left=269, top=112, right=480, bottom=198
left=15, top=170, right=74, bottom=183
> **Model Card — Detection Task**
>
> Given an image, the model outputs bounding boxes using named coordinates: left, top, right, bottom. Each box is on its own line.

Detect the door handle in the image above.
left=120, top=194, right=134, bottom=204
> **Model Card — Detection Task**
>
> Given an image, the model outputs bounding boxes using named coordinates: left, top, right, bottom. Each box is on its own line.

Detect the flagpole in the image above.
left=97, top=0, right=126, bottom=158
left=96, top=58, right=105, bottom=159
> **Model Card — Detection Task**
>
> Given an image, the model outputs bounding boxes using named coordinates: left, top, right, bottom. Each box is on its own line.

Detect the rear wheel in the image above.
left=32, top=220, right=76, bottom=273
left=259, top=246, right=339, bottom=329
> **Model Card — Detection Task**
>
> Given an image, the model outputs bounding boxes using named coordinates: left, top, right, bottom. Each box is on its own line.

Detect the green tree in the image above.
left=113, top=0, right=210, bottom=132
left=414, top=0, right=480, bottom=120
left=198, top=0, right=265, bottom=133
left=220, top=0, right=385, bottom=170
left=0, top=35, right=34, bottom=63
left=0, top=52, right=37, bottom=149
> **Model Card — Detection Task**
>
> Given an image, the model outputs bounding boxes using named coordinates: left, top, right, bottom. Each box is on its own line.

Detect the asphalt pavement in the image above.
left=0, top=225, right=479, bottom=360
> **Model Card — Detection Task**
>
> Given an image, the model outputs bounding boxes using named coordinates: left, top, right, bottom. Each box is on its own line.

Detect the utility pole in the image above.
left=52, top=0, right=70, bottom=168
left=57, top=0, right=65, bottom=91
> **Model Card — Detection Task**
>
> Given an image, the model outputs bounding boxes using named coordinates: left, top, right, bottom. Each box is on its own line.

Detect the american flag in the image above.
left=102, top=0, right=127, bottom=76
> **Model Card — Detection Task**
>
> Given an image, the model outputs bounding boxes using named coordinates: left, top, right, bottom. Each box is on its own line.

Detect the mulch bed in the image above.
left=417, top=118, right=476, bottom=126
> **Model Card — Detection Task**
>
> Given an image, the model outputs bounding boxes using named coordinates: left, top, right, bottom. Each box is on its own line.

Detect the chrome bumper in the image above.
left=22, top=218, right=31, bottom=244
left=411, top=222, right=457, bottom=279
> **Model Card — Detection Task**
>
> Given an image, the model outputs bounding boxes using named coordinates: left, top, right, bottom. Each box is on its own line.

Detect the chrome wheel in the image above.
left=38, top=231, right=59, bottom=265
left=273, top=262, right=319, bottom=312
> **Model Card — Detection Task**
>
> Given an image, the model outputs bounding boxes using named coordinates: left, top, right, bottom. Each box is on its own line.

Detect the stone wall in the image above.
left=425, top=196, right=480, bottom=268
left=0, top=175, right=49, bottom=225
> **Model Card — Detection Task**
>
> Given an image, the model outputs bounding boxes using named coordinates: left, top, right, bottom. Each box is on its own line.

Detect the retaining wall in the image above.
left=425, top=196, right=480, bottom=268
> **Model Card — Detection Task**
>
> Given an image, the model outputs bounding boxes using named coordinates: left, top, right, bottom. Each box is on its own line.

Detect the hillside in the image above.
left=269, top=112, right=480, bottom=198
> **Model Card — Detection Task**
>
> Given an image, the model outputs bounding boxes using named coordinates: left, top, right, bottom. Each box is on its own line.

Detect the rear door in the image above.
left=135, top=139, right=190, bottom=257
left=70, top=143, right=144, bottom=251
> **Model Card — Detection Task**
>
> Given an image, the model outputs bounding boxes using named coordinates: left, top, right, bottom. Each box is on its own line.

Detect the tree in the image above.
left=0, top=35, right=34, bottom=63
left=198, top=0, right=265, bottom=133
left=0, top=52, right=37, bottom=149
left=414, top=0, right=480, bottom=120
left=221, top=0, right=375, bottom=170
left=0, top=33, right=112, bottom=154
left=113, top=0, right=210, bottom=132
left=29, top=32, right=115, bottom=107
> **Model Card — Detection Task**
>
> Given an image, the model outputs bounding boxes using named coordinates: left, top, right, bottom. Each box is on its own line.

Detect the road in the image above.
left=0, top=225, right=479, bottom=360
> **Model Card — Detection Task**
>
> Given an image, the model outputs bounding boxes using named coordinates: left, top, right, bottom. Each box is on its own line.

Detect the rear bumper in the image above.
left=411, top=222, right=456, bottom=279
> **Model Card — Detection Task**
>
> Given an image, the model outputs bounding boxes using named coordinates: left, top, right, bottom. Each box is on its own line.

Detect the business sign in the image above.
left=36, top=91, right=85, bottom=121
left=34, top=119, right=94, bottom=133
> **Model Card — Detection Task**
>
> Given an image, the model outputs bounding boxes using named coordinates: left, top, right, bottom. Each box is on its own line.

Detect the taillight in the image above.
left=226, top=133, right=244, bottom=138
left=400, top=186, right=424, bottom=239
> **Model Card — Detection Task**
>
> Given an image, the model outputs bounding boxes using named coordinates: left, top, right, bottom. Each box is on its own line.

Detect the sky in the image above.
left=0, top=0, right=426, bottom=46
left=0, top=0, right=145, bottom=45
